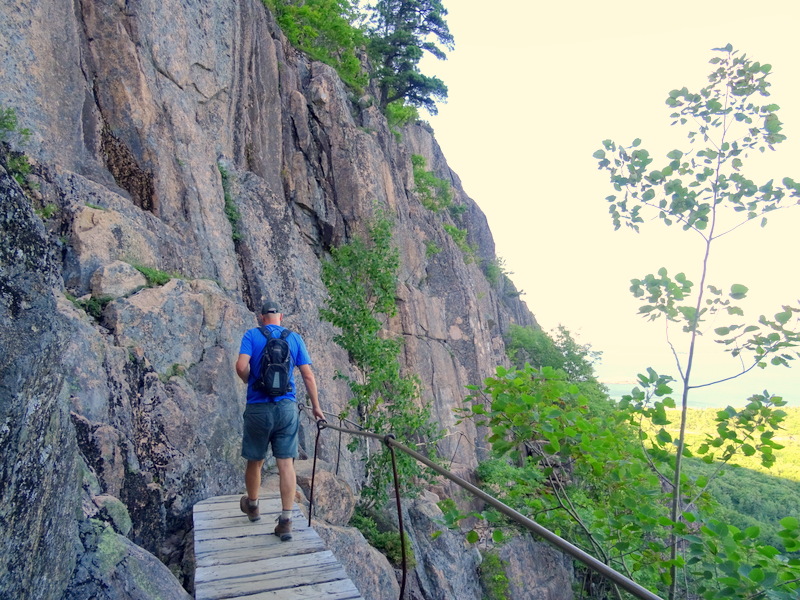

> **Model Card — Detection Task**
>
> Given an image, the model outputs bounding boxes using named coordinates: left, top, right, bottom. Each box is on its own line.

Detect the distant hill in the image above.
left=665, top=407, right=800, bottom=552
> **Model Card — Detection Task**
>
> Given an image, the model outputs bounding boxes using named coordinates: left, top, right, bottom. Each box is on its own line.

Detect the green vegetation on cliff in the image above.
left=320, top=213, right=441, bottom=509
left=262, top=0, right=368, bottom=90
left=261, top=0, right=453, bottom=115
left=0, top=105, right=34, bottom=188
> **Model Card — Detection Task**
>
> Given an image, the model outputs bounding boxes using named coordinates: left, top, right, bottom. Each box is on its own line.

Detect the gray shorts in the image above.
left=241, top=399, right=299, bottom=461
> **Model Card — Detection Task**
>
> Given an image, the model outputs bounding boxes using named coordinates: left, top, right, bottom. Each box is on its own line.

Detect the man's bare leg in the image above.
left=276, top=457, right=296, bottom=511
left=245, top=459, right=264, bottom=501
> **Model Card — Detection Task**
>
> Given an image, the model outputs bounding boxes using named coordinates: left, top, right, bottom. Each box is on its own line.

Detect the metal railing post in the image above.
left=385, top=434, right=407, bottom=600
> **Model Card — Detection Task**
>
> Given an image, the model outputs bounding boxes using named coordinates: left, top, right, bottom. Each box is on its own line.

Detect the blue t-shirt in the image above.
left=239, top=325, right=312, bottom=404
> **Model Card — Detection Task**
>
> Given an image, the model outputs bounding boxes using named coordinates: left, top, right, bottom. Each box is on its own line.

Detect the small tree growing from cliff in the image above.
left=365, top=0, right=453, bottom=113
left=320, top=212, right=441, bottom=508
left=595, top=44, right=800, bottom=599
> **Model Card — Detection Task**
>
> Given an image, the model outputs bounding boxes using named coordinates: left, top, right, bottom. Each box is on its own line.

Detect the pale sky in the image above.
left=421, top=1, right=800, bottom=405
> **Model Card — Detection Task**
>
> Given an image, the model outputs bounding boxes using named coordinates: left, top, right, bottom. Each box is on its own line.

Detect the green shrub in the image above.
left=132, top=264, right=171, bottom=287
left=65, top=294, right=114, bottom=320
left=448, top=202, right=467, bottom=220
left=442, top=224, right=475, bottom=263
left=411, top=154, right=452, bottom=212
left=217, top=163, right=242, bottom=242
left=0, top=106, right=30, bottom=143
left=0, top=105, right=34, bottom=188
left=350, top=508, right=415, bottom=568
left=425, top=240, right=441, bottom=257
left=479, top=550, right=510, bottom=600
left=385, top=100, right=419, bottom=140
left=262, top=0, right=368, bottom=91
left=160, top=363, right=187, bottom=382
left=35, top=204, right=58, bottom=220
left=481, top=257, right=510, bottom=287
left=320, top=213, right=441, bottom=508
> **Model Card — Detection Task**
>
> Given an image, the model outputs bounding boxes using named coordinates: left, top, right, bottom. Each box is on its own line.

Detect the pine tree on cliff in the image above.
left=366, top=0, right=454, bottom=114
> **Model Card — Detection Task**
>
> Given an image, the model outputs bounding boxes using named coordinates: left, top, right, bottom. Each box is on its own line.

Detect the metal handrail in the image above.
left=302, top=409, right=663, bottom=600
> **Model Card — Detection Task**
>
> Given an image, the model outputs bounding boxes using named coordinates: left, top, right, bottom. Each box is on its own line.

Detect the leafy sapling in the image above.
left=595, top=44, right=800, bottom=600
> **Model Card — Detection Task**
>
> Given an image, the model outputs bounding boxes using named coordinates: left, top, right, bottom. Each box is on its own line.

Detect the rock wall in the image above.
left=0, top=1, right=572, bottom=599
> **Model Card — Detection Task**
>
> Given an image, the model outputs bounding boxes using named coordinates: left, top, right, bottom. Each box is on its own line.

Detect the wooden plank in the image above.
left=196, top=557, right=350, bottom=600
left=196, top=534, right=325, bottom=567
left=194, top=493, right=282, bottom=513
left=193, top=521, right=312, bottom=543
left=193, top=494, right=365, bottom=600
left=194, top=526, right=319, bottom=555
left=194, top=509, right=304, bottom=531
left=219, top=579, right=363, bottom=600
left=196, top=552, right=351, bottom=597
left=196, top=550, right=340, bottom=584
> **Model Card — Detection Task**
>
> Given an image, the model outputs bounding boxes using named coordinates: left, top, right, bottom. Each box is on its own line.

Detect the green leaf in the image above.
left=655, top=383, right=672, bottom=396
left=765, top=113, right=782, bottom=133
left=466, top=530, right=479, bottom=544
left=593, top=149, right=606, bottom=159
left=776, top=310, right=792, bottom=325
left=666, top=149, right=683, bottom=160
left=748, top=568, right=765, bottom=583
left=492, top=529, right=504, bottom=543
left=781, top=516, right=799, bottom=530
left=758, top=545, right=780, bottom=558
left=730, top=284, right=749, bottom=300
left=745, top=526, right=761, bottom=539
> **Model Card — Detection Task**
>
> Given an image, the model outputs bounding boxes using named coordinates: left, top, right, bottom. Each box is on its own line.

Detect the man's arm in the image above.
left=298, top=364, right=324, bottom=421
left=236, top=354, right=251, bottom=384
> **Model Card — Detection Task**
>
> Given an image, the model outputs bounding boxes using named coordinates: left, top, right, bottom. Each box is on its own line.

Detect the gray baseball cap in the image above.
left=261, top=300, right=281, bottom=314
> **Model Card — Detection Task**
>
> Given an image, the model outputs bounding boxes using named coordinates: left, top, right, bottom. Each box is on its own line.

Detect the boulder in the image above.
left=497, top=534, right=574, bottom=600
left=400, top=497, right=483, bottom=600
left=295, top=459, right=357, bottom=526
left=314, top=521, right=401, bottom=600
left=63, top=520, right=191, bottom=600
left=90, top=260, right=147, bottom=298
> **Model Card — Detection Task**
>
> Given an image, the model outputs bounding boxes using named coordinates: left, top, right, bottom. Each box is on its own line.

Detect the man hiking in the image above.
left=235, top=300, right=324, bottom=541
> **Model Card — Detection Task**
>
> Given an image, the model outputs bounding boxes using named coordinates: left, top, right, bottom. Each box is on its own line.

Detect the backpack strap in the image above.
left=258, top=326, right=293, bottom=340
left=280, top=329, right=294, bottom=367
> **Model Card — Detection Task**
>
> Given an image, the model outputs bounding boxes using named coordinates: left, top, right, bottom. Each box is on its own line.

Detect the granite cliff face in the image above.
left=0, top=1, right=572, bottom=598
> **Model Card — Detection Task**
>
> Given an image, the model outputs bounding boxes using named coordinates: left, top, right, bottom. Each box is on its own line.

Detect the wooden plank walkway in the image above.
left=193, top=493, right=365, bottom=600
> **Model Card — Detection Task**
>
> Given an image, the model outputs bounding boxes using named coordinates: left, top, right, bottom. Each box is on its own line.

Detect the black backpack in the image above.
left=253, top=327, right=294, bottom=397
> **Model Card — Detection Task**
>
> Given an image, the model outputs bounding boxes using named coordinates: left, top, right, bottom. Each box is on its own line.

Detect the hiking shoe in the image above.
left=240, top=495, right=260, bottom=522
left=274, top=516, right=292, bottom=541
